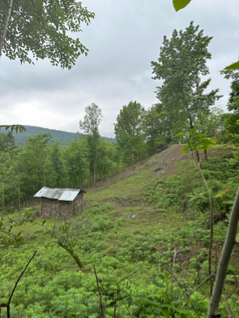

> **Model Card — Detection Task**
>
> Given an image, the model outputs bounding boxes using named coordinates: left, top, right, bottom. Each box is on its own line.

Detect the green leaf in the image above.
left=175, top=306, right=191, bottom=314
left=151, top=280, right=165, bottom=288
left=173, top=0, right=192, bottom=12
left=161, top=306, right=170, bottom=317
left=224, top=61, right=239, bottom=70
left=0, top=125, right=26, bottom=133
left=180, top=314, right=189, bottom=318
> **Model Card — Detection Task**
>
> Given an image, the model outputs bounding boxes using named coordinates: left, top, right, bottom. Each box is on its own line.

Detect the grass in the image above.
left=85, top=165, right=155, bottom=203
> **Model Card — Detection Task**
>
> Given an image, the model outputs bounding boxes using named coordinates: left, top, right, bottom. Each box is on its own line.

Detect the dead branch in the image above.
left=118, top=289, right=134, bottom=318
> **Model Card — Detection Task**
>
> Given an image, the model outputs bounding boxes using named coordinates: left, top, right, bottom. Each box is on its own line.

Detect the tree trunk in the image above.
left=131, top=144, right=134, bottom=165
left=207, top=189, right=239, bottom=317
left=208, top=199, right=214, bottom=297
left=0, top=0, right=14, bottom=56
left=195, top=150, right=200, bottom=163
left=204, top=149, right=208, bottom=161
left=94, top=160, right=95, bottom=184
left=57, top=241, right=83, bottom=269
left=2, top=183, right=5, bottom=210
left=188, top=118, right=200, bottom=163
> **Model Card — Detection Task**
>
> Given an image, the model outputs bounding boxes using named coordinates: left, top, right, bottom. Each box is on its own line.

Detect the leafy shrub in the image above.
left=92, top=218, right=113, bottom=232
left=90, top=203, right=113, bottom=215
left=202, top=157, right=239, bottom=183
left=147, top=160, right=202, bottom=211
left=29, top=233, right=37, bottom=240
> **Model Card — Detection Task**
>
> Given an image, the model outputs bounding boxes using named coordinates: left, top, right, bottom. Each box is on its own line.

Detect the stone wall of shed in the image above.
left=40, top=197, right=59, bottom=218
left=39, top=192, right=84, bottom=218
left=58, top=201, right=74, bottom=217
left=73, top=192, right=84, bottom=214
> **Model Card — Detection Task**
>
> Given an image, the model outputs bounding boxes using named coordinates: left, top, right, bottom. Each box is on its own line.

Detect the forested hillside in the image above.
left=0, top=125, right=115, bottom=147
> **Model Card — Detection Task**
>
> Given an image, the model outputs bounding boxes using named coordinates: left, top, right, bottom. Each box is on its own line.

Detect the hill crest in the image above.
left=5, top=125, right=116, bottom=147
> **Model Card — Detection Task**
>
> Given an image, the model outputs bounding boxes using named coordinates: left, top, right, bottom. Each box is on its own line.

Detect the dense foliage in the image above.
left=224, top=70, right=239, bottom=136
left=1, top=188, right=239, bottom=317
left=0, top=0, right=95, bottom=68
left=114, top=101, right=146, bottom=165
left=0, top=131, right=122, bottom=209
left=151, top=22, right=221, bottom=140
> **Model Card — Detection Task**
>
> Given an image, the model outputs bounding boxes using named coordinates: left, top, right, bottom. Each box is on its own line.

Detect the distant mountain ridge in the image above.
left=4, top=125, right=116, bottom=147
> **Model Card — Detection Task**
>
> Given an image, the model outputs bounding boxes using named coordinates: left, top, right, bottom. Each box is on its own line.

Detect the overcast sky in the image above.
left=0, top=0, right=239, bottom=138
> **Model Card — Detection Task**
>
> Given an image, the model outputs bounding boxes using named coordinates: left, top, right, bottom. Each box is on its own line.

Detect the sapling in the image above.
left=178, top=130, right=216, bottom=295
left=207, top=189, right=239, bottom=318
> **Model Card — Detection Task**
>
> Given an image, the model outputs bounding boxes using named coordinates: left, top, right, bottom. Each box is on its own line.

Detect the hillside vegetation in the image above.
left=1, top=144, right=239, bottom=318
left=0, top=126, right=115, bottom=147
left=1, top=21, right=239, bottom=318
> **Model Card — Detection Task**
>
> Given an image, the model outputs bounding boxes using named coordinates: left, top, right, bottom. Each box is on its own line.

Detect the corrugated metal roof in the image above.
left=58, top=190, right=79, bottom=201
left=34, top=187, right=85, bottom=202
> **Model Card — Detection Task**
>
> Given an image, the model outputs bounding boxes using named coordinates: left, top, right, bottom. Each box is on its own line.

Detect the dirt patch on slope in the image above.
left=147, top=144, right=234, bottom=178
left=146, top=144, right=194, bottom=177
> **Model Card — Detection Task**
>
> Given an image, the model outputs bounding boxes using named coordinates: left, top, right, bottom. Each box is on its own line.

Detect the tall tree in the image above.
left=143, top=103, right=172, bottom=154
left=79, top=103, right=102, bottom=183
left=49, top=142, right=64, bottom=188
left=223, top=69, right=239, bottom=136
left=0, top=131, right=16, bottom=151
left=151, top=22, right=221, bottom=139
left=95, top=139, right=120, bottom=180
left=62, top=136, right=90, bottom=188
left=7, top=147, right=24, bottom=210
left=0, top=0, right=95, bottom=69
left=23, top=133, right=52, bottom=188
left=114, top=101, right=146, bottom=165
left=172, top=0, right=239, bottom=71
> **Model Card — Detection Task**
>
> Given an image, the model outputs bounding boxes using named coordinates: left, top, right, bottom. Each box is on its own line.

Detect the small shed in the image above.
left=34, top=187, right=86, bottom=218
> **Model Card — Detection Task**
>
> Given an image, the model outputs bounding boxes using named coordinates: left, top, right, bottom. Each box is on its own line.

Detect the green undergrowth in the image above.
left=1, top=202, right=239, bottom=317
left=1, top=145, right=239, bottom=317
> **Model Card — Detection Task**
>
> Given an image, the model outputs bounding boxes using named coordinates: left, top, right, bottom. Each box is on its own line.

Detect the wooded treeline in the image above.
left=0, top=131, right=122, bottom=209
left=0, top=103, right=233, bottom=210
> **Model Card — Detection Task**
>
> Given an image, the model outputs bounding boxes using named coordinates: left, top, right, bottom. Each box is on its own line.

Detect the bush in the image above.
left=90, top=203, right=113, bottom=215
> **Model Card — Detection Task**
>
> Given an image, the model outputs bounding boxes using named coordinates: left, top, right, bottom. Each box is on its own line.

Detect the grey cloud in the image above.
left=0, top=0, right=238, bottom=136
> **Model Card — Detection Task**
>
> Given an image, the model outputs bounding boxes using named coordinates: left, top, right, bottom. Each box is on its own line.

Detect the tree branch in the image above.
left=189, top=272, right=215, bottom=297
left=8, top=251, right=37, bottom=305
left=169, top=269, right=201, bottom=318
left=0, top=0, right=14, bottom=56
left=0, top=250, right=37, bottom=318
left=93, top=264, right=104, bottom=318
left=118, top=289, right=134, bottom=318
